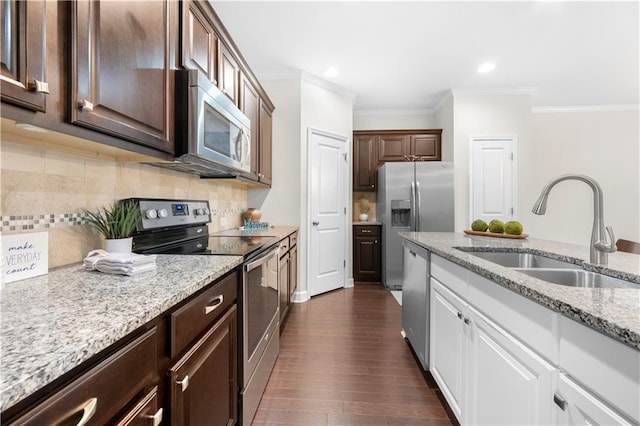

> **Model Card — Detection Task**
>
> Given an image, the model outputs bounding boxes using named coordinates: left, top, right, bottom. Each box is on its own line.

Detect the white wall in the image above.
left=521, top=109, right=640, bottom=245
left=453, top=94, right=532, bottom=232
left=434, top=94, right=454, bottom=161
left=353, top=113, right=434, bottom=130
left=248, top=79, right=302, bottom=226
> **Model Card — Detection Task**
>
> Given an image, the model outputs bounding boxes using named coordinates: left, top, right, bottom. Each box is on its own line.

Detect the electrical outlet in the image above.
left=220, top=216, right=227, bottom=226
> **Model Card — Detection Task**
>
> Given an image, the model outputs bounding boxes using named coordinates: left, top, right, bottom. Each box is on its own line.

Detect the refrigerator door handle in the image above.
left=410, top=181, right=417, bottom=231
left=416, top=181, right=421, bottom=231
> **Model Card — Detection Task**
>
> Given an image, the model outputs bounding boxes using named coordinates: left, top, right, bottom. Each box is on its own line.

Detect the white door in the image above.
left=467, top=306, right=555, bottom=426
left=308, top=127, right=348, bottom=297
left=430, top=277, right=467, bottom=423
left=470, top=138, right=517, bottom=224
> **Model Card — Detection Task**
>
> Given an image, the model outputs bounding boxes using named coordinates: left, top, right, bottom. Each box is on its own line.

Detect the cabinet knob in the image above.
left=177, top=375, right=190, bottom=392
left=457, top=312, right=463, bottom=320
left=76, top=397, right=98, bottom=426
left=32, top=79, right=50, bottom=94
left=79, top=99, right=94, bottom=112
left=312, top=221, right=319, bottom=226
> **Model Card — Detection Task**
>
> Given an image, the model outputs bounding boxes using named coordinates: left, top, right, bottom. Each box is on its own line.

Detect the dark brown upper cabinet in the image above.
left=258, top=99, right=273, bottom=186
left=410, top=132, right=442, bottom=161
left=353, top=133, right=378, bottom=191
left=70, top=0, right=174, bottom=153
left=377, top=134, right=409, bottom=162
left=218, top=42, right=239, bottom=106
left=0, top=0, right=48, bottom=112
left=240, top=72, right=260, bottom=181
left=181, top=0, right=218, bottom=84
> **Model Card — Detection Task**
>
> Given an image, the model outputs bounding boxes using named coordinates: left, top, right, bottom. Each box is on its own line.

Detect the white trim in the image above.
left=353, top=108, right=434, bottom=117
left=301, top=72, right=358, bottom=100
left=532, top=104, right=639, bottom=113
left=468, top=136, right=519, bottom=225
left=451, top=87, right=536, bottom=97
left=291, top=289, right=310, bottom=303
left=345, top=278, right=354, bottom=289
left=306, top=126, right=350, bottom=298
left=258, top=70, right=304, bottom=81
left=434, top=90, right=454, bottom=113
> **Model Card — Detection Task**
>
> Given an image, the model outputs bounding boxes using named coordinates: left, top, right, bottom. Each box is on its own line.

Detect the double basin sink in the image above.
left=463, top=251, right=637, bottom=289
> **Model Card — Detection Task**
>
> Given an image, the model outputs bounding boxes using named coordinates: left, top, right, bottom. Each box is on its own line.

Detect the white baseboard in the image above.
left=291, top=289, right=310, bottom=303
left=345, top=278, right=354, bottom=288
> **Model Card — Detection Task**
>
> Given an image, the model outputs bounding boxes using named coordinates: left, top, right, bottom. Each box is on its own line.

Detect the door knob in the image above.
left=312, top=221, right=319, bottom=226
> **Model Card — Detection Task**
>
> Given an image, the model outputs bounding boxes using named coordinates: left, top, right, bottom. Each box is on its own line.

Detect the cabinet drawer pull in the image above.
left=79, top=99, right=94, bottom=111
left=144, top=408, right=163, bottom=426
left=464, top=317, right=470, bottom=325
left=177, top=375, right=189, bottom=392
left=76, top=397, right=97, bottom=426
left=204, top=295, right=224, bottom=315
left=553, top=393, right=567, bottom=411
left=361, top=230, right=372, bottom=233
left=409, top=250, right=416, bottom=257
left=33, top=79, right=50, bottom=94
left=457, top=312, right=463, bottom=320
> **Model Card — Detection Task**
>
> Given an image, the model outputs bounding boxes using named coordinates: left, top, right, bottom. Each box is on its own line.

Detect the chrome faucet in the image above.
left=532, top=174, right=616, bottom=266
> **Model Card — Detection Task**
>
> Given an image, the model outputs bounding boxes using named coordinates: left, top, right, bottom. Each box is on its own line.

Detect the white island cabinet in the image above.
left=425, top=253, right=639, bottom=426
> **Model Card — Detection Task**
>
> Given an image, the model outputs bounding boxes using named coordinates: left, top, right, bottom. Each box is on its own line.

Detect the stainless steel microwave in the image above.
left=147, top=69, right=251, bottom=177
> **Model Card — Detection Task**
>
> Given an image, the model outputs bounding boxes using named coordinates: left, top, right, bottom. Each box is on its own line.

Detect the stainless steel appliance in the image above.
left=378, top=161, right=454, bottom=289
left=125, top=198, right=280, bottom=425
left=147, top=70, right=251, bottom=177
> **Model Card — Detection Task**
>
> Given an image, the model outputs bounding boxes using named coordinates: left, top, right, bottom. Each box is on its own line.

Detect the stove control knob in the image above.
left=146, top=209, right=158, bottom=219
left=193, top=208, right=202, bottom=216
left=203, top=208, right=210, bottom=215
left=158, top=209, right=168, bottom=218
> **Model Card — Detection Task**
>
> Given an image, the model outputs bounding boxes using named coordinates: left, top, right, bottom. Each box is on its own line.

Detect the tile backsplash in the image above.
left=1, top=141, right=248, bottom=268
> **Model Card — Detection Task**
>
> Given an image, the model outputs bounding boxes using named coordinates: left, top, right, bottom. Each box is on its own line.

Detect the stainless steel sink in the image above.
left=515, top=268, right=638, bottom=289
left=468, top=251, right=578, bottom=269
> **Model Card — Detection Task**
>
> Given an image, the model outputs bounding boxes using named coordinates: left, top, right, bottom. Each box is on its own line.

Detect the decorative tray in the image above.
left=463, top=229, right=529, bottom=239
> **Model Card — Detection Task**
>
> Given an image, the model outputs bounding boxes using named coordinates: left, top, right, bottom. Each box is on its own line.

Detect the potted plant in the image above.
left=359, top=198, right=370, bottom=222
left=84, top=200, right=141, bottom=252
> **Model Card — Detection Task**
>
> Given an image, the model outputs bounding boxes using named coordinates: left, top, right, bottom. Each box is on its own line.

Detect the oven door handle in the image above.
left=244, top=246, right=279, bottom=272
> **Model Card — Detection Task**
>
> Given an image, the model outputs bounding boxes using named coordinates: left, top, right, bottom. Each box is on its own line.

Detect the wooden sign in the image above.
left=2, top=232, right=49, bottom=284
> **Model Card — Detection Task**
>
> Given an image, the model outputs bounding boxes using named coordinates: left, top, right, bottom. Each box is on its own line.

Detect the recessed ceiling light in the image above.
left=477, top=62, right=496, bottom=73
left=323, top=67, right=339, bottom=78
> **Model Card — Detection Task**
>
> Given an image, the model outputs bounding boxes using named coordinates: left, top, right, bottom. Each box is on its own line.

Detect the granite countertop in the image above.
left=0, top=255, right=242, bottom=412
left=353, top=221, right=382, bottom=225
left=400, top=232, right=640, bottom=350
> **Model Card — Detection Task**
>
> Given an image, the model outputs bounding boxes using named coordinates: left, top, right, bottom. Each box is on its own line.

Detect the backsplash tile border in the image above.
left=0, top=208, right=247, bottom=234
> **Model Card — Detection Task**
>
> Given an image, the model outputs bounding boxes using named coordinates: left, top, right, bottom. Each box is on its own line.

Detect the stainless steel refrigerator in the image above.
left=378, top=161, right=454, bottom=289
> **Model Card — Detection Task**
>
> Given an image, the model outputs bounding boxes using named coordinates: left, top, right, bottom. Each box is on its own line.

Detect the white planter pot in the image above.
left=358, top=213, right=369, bottom=221
left=104, top=237, right=133, bottom=253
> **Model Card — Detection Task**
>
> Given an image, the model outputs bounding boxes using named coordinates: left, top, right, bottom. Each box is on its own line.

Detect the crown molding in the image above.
left=450, top=87, right=537, bottom=97
left=300, top=71, right=358, bottom=100
left=353, top=108, right=434, bottom=117
left=532, top=104, right=639, bottom=113
left=434, top=90, right=454, bottom=113
left=257, top=70, right=304, bottom=81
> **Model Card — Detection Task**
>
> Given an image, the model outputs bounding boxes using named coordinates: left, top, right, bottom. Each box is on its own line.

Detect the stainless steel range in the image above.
left=125, top=198, right=280, bottom=425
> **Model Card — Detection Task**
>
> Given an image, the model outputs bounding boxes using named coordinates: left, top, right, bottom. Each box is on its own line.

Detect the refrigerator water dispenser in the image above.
left=391, top=200, right=411, bottom=227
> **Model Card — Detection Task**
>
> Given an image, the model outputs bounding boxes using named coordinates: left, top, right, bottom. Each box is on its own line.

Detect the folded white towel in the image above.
left=84, top=250, right=157, bottom=276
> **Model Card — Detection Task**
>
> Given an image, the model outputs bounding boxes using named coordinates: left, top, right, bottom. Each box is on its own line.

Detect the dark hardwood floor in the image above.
left=252, top=284, right=454, bottom=425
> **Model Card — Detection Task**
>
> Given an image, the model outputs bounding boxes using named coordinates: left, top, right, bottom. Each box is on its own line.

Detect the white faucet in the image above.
left=532, top=174, right=616, bottom=266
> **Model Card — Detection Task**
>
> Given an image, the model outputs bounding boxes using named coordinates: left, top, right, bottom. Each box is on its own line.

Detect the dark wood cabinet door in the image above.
left=169, top=305, right=237, bottom=426
left=411, top=133, right=441, bottom=160
left=114, top=386, right=162, bottom=426
left=259, top=100, right=273, bottom=186
left=218, top=42, right=239, bottom=106
left=12, top=328, right=157, bottom=425
left=353, top=226, right=381, bottom=282
left=0, top=0, right=47, bottom=112
left=181, top=0, right=218, bottom=84
left=353, top=134, right=378, bottom=191
left=240, top=72, right=260, bottom=181
left=70, top=0, right=173, bottom=153
left=377, top=134, right=409, bottom=162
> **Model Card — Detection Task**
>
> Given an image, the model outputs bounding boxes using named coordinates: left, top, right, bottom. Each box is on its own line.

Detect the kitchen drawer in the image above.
left=11, top=327, right=157, bottom=425
left=278, top=237, right=290, bottom=256
left=431, top=254, right=469, bottom=300
left=170, top=271, right=238, bottom=358
left=290, top=231, right=298, bottom=248
left=115, top=386, right=162, bottom=426
left=354, top=225, right=380, bottom=237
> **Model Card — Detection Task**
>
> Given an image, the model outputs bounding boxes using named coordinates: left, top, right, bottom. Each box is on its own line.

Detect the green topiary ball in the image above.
left=504, top=221, right=524, bottom=235
left=488, top=219, right=505, bottom=233
left=471, top=219, right=489, bottom=232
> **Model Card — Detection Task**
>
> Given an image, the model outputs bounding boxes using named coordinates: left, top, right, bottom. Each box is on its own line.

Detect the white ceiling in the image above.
left=211, top=1, right=639, bottom=113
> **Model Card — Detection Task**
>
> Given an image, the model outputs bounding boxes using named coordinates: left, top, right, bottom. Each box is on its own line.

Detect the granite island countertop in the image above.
left=0, top=254, right=242, bottom=412
left=400, top=232, right=640, bottom=350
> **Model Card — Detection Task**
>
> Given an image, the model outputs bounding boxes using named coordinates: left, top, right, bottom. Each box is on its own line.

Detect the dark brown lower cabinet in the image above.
left=353, top=225, right=382, bottom=282
left=114, top=386, right=161, bottom=426
left=10, top=328, right=158, bottom=425
left=169, top=305, right=237, bottom=426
